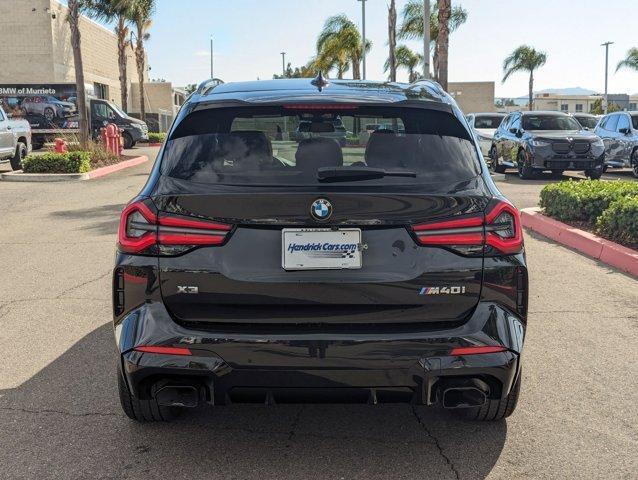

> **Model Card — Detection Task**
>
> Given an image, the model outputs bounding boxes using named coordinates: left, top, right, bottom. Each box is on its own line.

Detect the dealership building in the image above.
left=0, top=0, right=184, bottom=129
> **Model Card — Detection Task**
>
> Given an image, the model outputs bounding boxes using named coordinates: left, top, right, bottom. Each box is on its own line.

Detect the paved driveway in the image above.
left=0, top=151, right=636, bottom=479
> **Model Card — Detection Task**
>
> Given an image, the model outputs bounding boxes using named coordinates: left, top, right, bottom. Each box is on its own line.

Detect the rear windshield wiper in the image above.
left=317, top=166, right=417, bottom=182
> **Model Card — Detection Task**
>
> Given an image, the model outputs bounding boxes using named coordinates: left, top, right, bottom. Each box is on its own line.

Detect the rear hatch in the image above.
left=153, top=104, right=489, bottom=327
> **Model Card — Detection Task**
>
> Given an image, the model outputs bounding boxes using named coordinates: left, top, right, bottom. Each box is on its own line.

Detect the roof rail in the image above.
left=196, top=78, right=225, bottom=95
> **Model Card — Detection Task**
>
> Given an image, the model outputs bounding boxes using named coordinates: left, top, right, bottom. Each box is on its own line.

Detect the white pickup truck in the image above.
left=0, top=105, right=32, bottom=170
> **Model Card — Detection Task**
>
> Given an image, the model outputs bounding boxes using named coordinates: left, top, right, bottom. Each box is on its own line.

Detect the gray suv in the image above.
left=594, top=111, right=638, bottom=177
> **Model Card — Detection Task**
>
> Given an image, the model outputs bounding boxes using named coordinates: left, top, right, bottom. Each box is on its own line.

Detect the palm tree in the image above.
left=66, top=0, right=89, bottom=146
left=616, top=48, right=638, bottom=74
left=436, top=0, right=451, bottom=90
left=316, top=14, right=370, bottom=80
left=88, top=0, right=134, bottom=112
left=502, top=45, right=547, bottom=111
left=388, top=0, right=397, bottom=82
left=129, top=0, right=155, bottom=122
left=385, top=45, right=422, bottom=82
left=398, top=1, right=467, bottom=81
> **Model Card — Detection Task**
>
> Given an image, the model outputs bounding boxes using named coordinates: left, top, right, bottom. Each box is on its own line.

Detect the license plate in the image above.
left=282, top=228, right=362, bottom=270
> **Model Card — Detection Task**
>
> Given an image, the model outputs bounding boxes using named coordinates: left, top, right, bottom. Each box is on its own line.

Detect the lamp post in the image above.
left=423, top=0, right=430, bottom=79
left=281, top=52, right=286, bottom=77
left=601, top=41, right=614, bottom=114
left=357, top=0, right=367, bottom=80
left=210, top=35, right=215, bottom=78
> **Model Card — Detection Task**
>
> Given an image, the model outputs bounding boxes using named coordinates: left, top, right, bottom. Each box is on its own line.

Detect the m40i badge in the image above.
left=419, top=286, right=466, bottom=295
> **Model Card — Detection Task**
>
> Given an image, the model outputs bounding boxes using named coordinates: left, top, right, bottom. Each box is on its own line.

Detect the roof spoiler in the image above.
left=196, top=78, right=225, bottom=96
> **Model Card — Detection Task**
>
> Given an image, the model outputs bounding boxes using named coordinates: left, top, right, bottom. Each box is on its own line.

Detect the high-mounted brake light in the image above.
left=449, top=345, right=507, bottom=356
left=283, top=104, right=357, bottom=110
left=117, top=200, right=233, bottom=255
left=134, top=345, right=192, bottom=356
left=410, top=201, right=523, bottom=255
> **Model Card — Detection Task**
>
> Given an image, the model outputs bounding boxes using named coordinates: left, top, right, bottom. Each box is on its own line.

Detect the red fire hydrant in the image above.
left=104, top=123, right=120, bottom=156
left=54, top=138, right=68, bottom=153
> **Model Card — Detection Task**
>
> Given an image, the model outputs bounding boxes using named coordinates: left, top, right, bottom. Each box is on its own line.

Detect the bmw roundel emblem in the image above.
left=310, top=198, right=332, bottom=221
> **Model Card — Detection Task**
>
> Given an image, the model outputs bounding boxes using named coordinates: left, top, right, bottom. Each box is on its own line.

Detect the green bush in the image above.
left=22, top=151, right=92, bottom=174
left=539, top=180, right=638, bottom=224
left=148, top=132, right=166, bottom=143
left=595, top=196, right=638, bottom=245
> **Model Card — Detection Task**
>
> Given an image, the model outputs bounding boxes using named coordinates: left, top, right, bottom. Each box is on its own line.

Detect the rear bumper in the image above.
left=115, top=301, right=525, bottom=405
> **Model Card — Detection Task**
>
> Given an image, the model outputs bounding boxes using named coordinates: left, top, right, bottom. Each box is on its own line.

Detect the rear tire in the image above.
left=117, top=370, right=178, bottom=422
left=490, top=146, right=506, bottom=173
left=456, top=370, right=522, bottom=421
left=517, top=151, right=536, bottom=179
left=10, top=142, right=27, bottom=171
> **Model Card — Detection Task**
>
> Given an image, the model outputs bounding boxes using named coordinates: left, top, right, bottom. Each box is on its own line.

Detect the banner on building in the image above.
left=0, top=83, right=80, bottom=131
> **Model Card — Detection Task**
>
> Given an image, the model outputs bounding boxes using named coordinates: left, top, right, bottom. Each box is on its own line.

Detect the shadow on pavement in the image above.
left=0, top=324, right=507, bottom=479
left=50, top=203, right=124, bottom=235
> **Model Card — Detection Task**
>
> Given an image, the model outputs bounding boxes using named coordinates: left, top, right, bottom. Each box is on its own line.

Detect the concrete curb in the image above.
left=0, top=155, right=148, bottom=182
left=87, top=155, right=149, bottom=179
left=521, top=207, right=638, bottom=277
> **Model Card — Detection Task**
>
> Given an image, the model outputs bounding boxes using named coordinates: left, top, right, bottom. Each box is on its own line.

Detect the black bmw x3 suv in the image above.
left=114, top=77, right=528, bottom=422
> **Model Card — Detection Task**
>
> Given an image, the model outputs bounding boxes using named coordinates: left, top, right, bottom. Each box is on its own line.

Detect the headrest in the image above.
left=228, top=130, right=272, bottom=157
left=365, top=130, right=405, bottom=168
left=220, top=130, right=273, bottom=169
left=295, top=137, right=343, bottom=174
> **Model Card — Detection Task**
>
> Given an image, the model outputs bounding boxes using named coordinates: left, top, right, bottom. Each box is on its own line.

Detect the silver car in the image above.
left=594, top=111, right=638, bottom=177
left=21, top=96, right=76, bottom=122
left=466, top=113, right=506, bottom=157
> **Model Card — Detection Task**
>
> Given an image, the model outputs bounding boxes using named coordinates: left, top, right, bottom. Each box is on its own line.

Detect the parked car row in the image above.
left=593, top=111, right=638, bottom=174
left=467, top=110, right=638, bottom=179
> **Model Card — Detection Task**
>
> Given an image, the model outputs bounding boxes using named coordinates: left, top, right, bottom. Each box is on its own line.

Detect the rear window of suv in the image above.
left=161, top=106, right=481, bottom=187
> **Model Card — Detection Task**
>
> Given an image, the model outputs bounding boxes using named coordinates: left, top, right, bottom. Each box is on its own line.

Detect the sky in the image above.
left=91, top=0, right=638, bottom=97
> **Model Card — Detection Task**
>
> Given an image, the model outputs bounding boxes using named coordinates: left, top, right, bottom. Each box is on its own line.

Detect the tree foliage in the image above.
left=385, top=45, right=422, bottom=82
left=616, top=47, right=638, bottom=73
left=315, top=14, right=370, bottom=79
left=502, top=45, right=547, bottom=111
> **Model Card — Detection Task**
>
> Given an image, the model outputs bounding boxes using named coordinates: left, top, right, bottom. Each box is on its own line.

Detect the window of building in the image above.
left=94, top=83, right=109, bottom=100
left=630, top=103, right=637, bottom=111
left=560, top=104, right=568, bottom=112
left=575, top=104, right=583, bottom=112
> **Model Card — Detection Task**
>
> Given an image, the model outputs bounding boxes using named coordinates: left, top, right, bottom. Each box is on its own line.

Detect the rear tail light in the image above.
left=484, top=201, right=523, bottom=255
left=412, top=215, right=484, bottom=246
left=117, top=199, right=233, bottom=255
left=411, top=200, right=523, bottom=255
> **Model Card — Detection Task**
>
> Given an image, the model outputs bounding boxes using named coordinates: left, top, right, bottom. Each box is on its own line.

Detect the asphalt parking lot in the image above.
left=0, top=149, right=636, bottom=479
